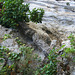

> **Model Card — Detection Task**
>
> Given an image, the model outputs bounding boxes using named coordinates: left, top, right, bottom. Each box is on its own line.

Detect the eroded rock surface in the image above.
left=0, top=25, right=20, bottom=53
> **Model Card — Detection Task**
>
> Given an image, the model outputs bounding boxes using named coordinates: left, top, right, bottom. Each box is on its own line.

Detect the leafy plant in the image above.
left=68, top=34, right=75, bottom=46
left=3, top=34, right=11, bottom=40
left=61, top=34, right=75, bottom=61
left=36, top=48, right=58, bottom=75
left=1, top=0, right=29, bottom=28
left=18, top=46, right=41, bottom=75
left=18, top=46, right=34, bottom=74
left=0, top=46, right=13, bottom=74
left=15, top=37, right=23, bottom=45
left=0, top=40, right=41, bottom=75
left=0, top=0, right=4, bottom=2
left=0, top=63, right=15, bottom=75
left=0, top=46, right=9, bottom=62
left=30, top=8, right=44, bottom=23
left=66, top=2, right=70, bottom=6
left=1, top=0, right=44, bottom=28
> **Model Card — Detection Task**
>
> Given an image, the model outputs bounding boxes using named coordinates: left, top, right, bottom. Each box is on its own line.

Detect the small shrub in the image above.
left=0, top=46, right=16, bottom=74
left=3, top=34, right=11, bottom=40
left=0, top=36, right=41, bottom=75
left=36, top=48, right=58, bottom=75
left=1, top=0, right=44, bottom=28
left=61, top=34, right=75, bottom=61
left=30, top=8, right=44, bottom=23
left=1, top=0, right=29, bottom=28
left=66, top=2, right=70, bottom=6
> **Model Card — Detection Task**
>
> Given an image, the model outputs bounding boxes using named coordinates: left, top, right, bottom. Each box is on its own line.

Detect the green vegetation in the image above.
left=36, top=34, right=75, bottom=75
left=0, top=46, right=20, bottom=75
left=66, top=2, right=70, bottom=6
left=0, top=0, right=44, bottom=74
left=0, top=0, right=44, bottom=28
left=36, top=48, right=58, bottom=75
left=3, top=34, right=11, bottom=40
left=0, top=36, right=41, bottom=75
left=61, top=34, right=75, bottom=62
left=0, top=0, right=4, bottom=3
left=0, top=45, right=58, bottom=75
left=0, top=33, right=75, bottom=75
left=30, top=8, right=44, bottom=23
left=0, top=44, right=40, bottom=75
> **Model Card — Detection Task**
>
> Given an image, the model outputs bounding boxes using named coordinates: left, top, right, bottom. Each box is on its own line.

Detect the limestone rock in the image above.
left=0, top=25, right=12, bottom=38
left=62, top=40, right=71, bottom=48
left=32, top=34, right=51, bottom=56
left=1, top=39, right=20, bottom=53
left=50, top=40, right=57, bottom=49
